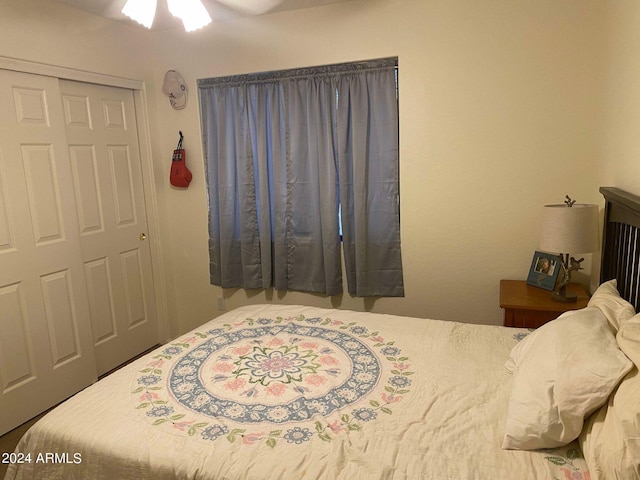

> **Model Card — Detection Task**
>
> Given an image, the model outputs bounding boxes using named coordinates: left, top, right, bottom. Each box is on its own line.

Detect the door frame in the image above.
left=0, top=55, right=170, bottom=344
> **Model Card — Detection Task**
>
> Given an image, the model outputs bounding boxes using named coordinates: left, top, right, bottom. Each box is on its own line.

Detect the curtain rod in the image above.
left=198, top=57, right=398, bottom=88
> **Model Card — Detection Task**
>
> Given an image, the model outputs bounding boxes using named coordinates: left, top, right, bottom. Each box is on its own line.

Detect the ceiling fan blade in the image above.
left=215, top=0, right=285, bottom=15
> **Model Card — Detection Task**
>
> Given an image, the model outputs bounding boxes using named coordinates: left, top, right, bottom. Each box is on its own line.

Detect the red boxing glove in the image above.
left=170, top=149, right=192, bottom=188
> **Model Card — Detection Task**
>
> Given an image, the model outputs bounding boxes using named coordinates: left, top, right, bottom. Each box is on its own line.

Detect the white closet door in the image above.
left=0, top=70, right=97, bottom=435
left=59, top=80, right=158, bottom=377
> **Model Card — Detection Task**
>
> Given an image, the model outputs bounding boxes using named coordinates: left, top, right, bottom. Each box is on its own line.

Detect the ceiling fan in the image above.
left=122, top=0, right=285, bottom=32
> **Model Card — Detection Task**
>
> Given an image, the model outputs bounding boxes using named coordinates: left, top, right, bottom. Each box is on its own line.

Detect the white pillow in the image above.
left=618, top=313, right=640, bottom=366
left=588, top=279, right=636, bottom=333
left=502, top=307, right=633, bottom=450
left=580, top=313, right=640, bottom=479
left=580, top=371, right=640, bottom=480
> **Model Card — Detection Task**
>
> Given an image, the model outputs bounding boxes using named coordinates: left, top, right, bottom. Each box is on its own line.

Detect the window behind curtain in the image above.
left=198, top=58, right=403, bottom=297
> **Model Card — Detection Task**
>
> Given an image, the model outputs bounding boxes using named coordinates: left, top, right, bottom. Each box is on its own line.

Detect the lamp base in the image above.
left=551, top=291, right=577, bottom=303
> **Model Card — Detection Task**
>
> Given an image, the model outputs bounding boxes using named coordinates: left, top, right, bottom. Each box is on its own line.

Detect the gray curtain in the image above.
left=336, top=67, right=403, bottom=297
left=198, top=58, right=403, bottom=297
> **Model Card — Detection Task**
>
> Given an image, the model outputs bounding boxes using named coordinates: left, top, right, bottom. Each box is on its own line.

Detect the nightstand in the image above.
left=500, top=279, right=590, bottom=328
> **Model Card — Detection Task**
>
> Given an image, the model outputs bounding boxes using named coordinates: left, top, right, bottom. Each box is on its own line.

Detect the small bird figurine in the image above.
left=568, top=256, right=584, bottom=273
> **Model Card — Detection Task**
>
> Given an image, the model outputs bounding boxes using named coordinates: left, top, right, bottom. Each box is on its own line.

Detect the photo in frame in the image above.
left=526, top=251, right=562, bottom=291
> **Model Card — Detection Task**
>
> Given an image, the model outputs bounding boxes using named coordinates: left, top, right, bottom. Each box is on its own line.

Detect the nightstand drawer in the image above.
left=500, top=279, right=589, bottom=328
left=503, top=308, right=565, bottom=329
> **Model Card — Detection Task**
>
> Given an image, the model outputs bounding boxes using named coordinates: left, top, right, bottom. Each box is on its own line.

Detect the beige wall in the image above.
left=599, top=1, right=640, bottom=194
left=149, top=0, right=606, bottom=333
left=1, top=0, right=618, bottom=337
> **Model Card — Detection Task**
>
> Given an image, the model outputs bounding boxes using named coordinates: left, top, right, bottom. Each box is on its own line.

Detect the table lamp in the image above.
left=539, top=196, right=599, bottom=302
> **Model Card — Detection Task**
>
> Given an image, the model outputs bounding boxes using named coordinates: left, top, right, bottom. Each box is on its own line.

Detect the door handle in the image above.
left=139, top=233, right=147, bottom=241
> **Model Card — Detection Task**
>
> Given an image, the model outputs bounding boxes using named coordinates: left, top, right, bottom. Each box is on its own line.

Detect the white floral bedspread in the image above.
left=5, top=304, right=591, bottom=480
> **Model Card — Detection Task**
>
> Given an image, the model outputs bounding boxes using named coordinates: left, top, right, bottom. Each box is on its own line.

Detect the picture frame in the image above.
left=526, top=251, right=561, bottom=291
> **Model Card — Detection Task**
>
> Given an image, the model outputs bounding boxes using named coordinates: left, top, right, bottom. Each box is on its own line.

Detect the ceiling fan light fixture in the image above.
left=121, top=0, right=158, bottom=29
left=167, top=0, right=212, bottom=32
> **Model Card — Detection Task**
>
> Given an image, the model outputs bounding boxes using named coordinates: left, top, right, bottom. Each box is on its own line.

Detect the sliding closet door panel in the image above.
left=0, top=283, right=34, bottom=390
left=0, top=70, right=97, bottom=436
left=60, top=80, right=158, bottom=377
left=0, top=152, right=13, bottom=252
left=84, top=257, right=117, bottom=345
left=40, top=270, right=82, bottom=367
left=70, top=144, right=104, bottom=234
left=108, top=145, right=137, bottom=226
left=21, top=144, right=65, bottom=244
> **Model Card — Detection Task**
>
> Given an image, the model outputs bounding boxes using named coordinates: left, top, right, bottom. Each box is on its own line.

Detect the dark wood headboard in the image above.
left=600, top=187, right=640, bottom=312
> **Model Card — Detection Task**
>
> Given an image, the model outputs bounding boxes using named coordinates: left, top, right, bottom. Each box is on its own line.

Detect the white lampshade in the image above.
left=539, top=204, right=599, bottom=254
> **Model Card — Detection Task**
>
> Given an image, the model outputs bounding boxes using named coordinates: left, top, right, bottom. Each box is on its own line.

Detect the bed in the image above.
left=4, top=186, right=640, bottom=480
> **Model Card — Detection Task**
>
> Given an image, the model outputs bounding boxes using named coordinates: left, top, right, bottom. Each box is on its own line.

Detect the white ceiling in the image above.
left=49, top=0, right=352, bottom=30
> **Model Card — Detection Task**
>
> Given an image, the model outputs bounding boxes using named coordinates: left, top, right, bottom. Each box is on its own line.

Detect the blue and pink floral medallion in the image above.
left=132, top=313, right=413, bottom=447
